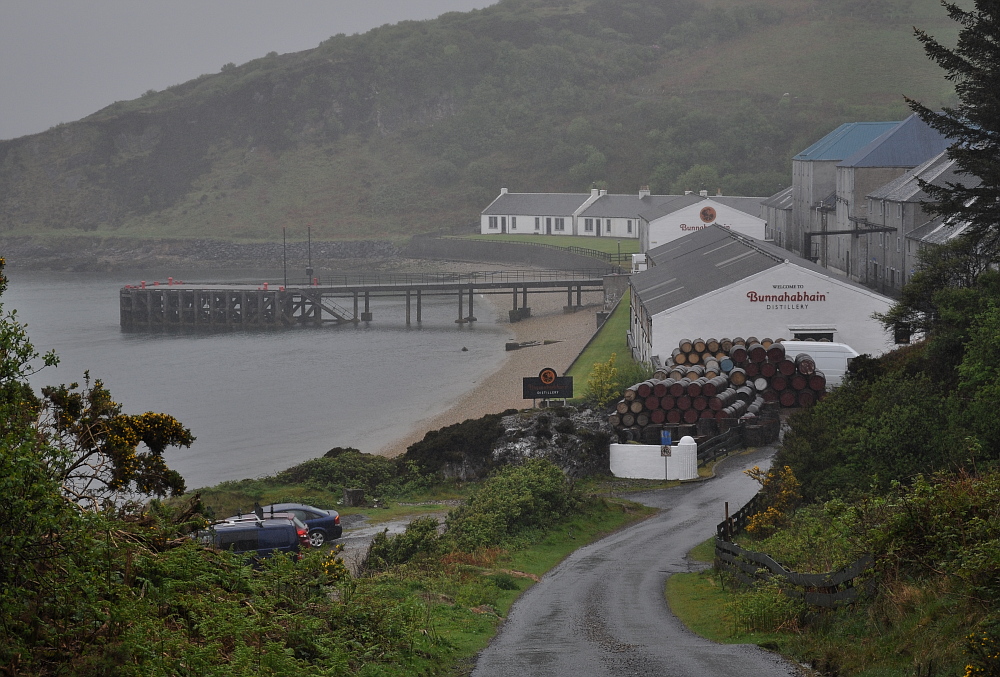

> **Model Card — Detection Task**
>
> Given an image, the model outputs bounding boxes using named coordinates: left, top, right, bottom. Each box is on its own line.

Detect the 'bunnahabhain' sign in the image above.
left=523, top=367, right=573, bottom=399
left=746, top=288, right=828, bottom=310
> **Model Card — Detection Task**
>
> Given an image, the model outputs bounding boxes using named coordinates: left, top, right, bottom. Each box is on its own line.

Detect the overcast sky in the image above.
left=0, top=1, right=496, bottom=141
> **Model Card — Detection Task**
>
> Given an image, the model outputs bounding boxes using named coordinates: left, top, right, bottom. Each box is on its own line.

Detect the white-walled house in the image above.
left=638, top=193, right=767, bottom=251
left=629, top=225, right=897, bottom=365
left=480, top=187, right=680, bottom=238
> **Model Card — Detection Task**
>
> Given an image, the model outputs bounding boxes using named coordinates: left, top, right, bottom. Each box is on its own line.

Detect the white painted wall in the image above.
left=646, top=199, right=766, bottom=250
left=647, top=262, right=896, bottom=362
left=610, top=444, right=667, bottom=480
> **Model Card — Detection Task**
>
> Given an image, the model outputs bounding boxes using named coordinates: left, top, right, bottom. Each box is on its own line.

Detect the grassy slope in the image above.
left=0, top=0, right=959, bottom=243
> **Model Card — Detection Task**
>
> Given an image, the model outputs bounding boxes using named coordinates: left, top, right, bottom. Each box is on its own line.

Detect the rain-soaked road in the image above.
left=472, top=447, right=802, bottom=677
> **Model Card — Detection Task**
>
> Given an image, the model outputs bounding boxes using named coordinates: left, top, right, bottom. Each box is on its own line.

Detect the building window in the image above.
left=554, top=218, right=565, bottom=231
left=896, top=237, right=900, bottom=252
left=606, top=219, right=611, bottom=233
left=511, top=216, right=516, bottom=230
left=584, top=218, right=594, bottom=232
left=534, top=217, right=540, bottom=231
left=627, top=220, right=633, bottom=234
left=488, top=216, right=498, bottom=230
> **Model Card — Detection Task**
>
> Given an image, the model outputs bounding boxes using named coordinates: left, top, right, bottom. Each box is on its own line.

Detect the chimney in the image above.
left=699, top=189, right=708, bottom=197
left=501, top=187, right=508, bottom=194
left=591, top=187, right=600, bottom=197
left=684, top=190, right=692, bottom=195
left=599, top=189, right=607, bottom=196
left=717, top=188, right=722, bottom=196
left=639, top=186, right=650, bottom=198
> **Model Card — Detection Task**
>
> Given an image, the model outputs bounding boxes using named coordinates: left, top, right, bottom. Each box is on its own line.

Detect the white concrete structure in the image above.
left=629, top=226, right=898, bottom=366
left=609, top=437, right=699, bottom=481
left=639, top=194, right=767, bottom=251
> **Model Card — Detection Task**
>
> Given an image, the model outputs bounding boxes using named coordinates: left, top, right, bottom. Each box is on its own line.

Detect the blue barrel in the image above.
left=720, top=357, right=734, bottom=373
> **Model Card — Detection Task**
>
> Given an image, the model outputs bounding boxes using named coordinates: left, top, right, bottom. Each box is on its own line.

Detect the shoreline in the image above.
left=375, top=290, right=604, bottom=458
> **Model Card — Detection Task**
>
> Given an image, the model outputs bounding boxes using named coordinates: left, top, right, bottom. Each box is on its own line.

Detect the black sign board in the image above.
left=523, top=367, right=574, bottom=399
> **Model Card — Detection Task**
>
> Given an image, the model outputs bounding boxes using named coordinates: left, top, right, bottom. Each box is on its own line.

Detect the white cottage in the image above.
left=638, top=193, right=767, bottom=252
left=629, top=226, right=897, bottom=365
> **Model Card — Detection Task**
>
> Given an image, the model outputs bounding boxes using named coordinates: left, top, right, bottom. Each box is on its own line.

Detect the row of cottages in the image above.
left=480, top=187, right=766, bottom=246
left=762, top=114, right=957, bottom=297
left=628, top=225, right=897, bottom=366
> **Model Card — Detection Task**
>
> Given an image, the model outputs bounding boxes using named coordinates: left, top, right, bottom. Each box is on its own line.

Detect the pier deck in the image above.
left=119, top=269, right=611, bottom=330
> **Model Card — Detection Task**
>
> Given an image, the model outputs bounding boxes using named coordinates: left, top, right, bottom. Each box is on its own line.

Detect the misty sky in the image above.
left=0, top=1, right=496, bottom=141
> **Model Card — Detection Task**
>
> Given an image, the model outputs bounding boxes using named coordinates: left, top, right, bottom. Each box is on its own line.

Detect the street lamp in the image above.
left=306, top=225, right=314, bottom=283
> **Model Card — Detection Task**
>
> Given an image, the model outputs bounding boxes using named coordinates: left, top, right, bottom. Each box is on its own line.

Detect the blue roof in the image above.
left=793, top=121, right=901, bottom=162
left=838, top=114, right=949, bottom=168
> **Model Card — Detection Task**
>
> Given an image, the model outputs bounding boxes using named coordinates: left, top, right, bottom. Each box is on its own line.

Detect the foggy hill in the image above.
left=0, top=0, right=956, bottom=249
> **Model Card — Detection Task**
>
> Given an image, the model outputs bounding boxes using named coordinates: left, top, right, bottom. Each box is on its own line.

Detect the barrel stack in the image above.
left=609, top=336, right=826, bottom=445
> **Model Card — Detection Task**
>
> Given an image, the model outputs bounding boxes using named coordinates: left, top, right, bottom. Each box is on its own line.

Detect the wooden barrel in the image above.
left=747, top=342, right=767, bottom=363
left=667, top=409, right=682, bottom=424
left=719, top=357, right=734, bottom=373
left=653, top=368, right=669, bottom=380
left=795, top=353, right=817, bottom=375
left=692, top=395, right=708, bottom=411
left=735, top=386, right=756, bottom=404
left=669, top=378, right=689, bottom=397
left=687, top=377, right=706, bottom=397
left=753, top=376, right=769, bottom=391
left=729, top=367, right=747, bottom=386
left=760, top=337, right=773, bottom=349
left=686, top=351, right=702, bottom=365
left=703, top=365, right=720, bottom=379
left=709, top=387, right=736, bottom=411
left=636, top=412, right=650, bottom=427
left=683, top=408, right=699, bottom=424
left=770, top=375, right=787, bottom=392
left=671, top=348, right=688, bottom=365
left=609, top=413, right=621, bottom=427
left=702, top=375, right=727, bottom=397
left=676, top=395, right=692, bottom=410
left=766, top=342, right=786, bottom=363
left=653, top=380, right=671, bottom=397
left=733, top=337, right=746, bottom=346
left=706, top=338, right=720, bottom=353
left=669, top=368, right=685, bottom=381
left=650, top=409, right=666, bottom=424
left=630, top=400, right=645, bottom=414
left=778, top=359, right=796, bottom=376
left=636, top=381, right=654, bottom=398
left=745, top=362, right=760, bottom=378
left=779, top=390, right=798, bottom=407
left=685, top=364, right=705, bottom=380
left=809, top=371, right=827, bottom=392
left=791, top=374, right=808, bottom=391
left=797, top=390, right=815, bottom=408
left=693, top=337, right=707, bottom=353
left=760, top=362, right=777, bottom=378
left=623, top=385, right=638, bottom=401
left=761, top=388, right=779, bottom=403
left=645, top=395, right=660, bottom=411
left=616, top=400, right=629, bottom=415
left=745, top=336, right=758, bottom=346
left=661, top=394, right=676, bottom=410
left=730, top=344, right=748, bottom=363
left=622, top=413, right=636, bottom=427
left=720, top=338, right=734, bottom=353
left=679, top=338, right=694, bottom=353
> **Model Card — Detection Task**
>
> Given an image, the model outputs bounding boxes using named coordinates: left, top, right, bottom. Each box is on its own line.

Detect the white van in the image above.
left=777, top=341, right=859, bottom=389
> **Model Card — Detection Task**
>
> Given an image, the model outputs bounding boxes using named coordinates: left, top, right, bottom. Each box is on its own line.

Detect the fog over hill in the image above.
left=0, top=0, right=958, bottom=254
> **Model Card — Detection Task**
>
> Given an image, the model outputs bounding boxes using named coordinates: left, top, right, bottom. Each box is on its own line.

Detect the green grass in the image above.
left=565, top=292, right=642, bottom=399
left=461, top=233, right=641, bottom=257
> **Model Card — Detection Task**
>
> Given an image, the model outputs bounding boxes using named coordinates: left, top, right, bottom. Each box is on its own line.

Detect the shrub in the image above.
left=361, top=516, right=443, bottom=572
left=401, top=413, right=506, bottom=477
left=445, top=459, right=581, bottom=551
left=274, top=448, right=423, bottom=497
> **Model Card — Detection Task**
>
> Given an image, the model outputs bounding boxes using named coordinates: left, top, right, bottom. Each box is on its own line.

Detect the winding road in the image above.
left=472, top=447, right=802, bottom=677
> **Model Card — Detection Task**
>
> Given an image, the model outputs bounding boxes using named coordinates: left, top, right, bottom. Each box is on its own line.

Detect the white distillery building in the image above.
left=480, top=187, right=674, bottom=238
left=628, top=225, right=898, bottom=365
left=638, top=193, right=767, bottom=252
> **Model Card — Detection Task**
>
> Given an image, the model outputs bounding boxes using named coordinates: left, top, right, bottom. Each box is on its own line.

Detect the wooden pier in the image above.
left=119, top=270, right=610, bottom=330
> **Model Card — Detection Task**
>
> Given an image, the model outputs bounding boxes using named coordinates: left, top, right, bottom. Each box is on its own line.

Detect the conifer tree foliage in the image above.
left=907, top=0, right=1000, bottom=253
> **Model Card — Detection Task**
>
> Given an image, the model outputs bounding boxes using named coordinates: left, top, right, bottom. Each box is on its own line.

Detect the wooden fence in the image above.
left=715, top=494, right=874, bottom=608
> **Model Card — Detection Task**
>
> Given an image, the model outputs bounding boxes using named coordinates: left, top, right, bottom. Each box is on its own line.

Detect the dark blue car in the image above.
left=255, top=503, right=343, bottom=547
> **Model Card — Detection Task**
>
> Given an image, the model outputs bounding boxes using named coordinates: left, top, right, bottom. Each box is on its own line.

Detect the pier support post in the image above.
left=406, top=290, right=411, bottom=325
left=467, top=285, right=476, bottom=322
left=417, top=289, right=422, bottom=323
left=456, top=287, right=466, bottom=323
left=361, top=291, right=373, bottom=322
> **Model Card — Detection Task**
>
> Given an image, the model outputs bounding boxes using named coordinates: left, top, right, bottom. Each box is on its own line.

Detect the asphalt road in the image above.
left=471, top=447, right=803, bottom=677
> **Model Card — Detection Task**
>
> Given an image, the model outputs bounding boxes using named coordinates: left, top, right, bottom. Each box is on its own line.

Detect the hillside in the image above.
left=0, top=0, right=956, bottom=249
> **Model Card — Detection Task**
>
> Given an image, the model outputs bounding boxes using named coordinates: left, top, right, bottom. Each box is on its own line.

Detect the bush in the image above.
left=445, top=459, right=581, bottom=551
left=274, top=448, right=425, bottom=497
left=401, top=413, right=507, bottom=477
left=361, top=516, right=442, bottom=572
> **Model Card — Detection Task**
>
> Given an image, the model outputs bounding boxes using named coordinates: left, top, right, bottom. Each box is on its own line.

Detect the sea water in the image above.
left=3, top=270, right=510, bottom=489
